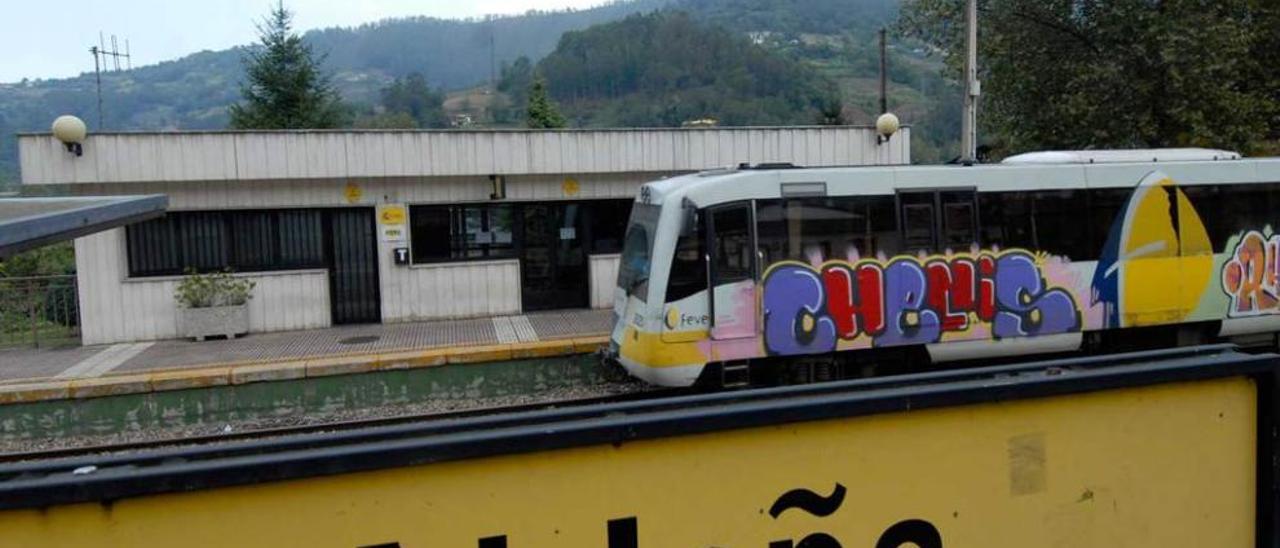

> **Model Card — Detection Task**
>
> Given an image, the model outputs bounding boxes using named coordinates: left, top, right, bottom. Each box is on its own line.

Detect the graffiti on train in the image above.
left=762, top=249, right=1082, bottom=355
left=1223, top=229, right=1280, bottom=316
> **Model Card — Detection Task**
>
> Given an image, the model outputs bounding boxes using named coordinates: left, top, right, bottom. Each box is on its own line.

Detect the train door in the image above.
left=898, top=190, right=978, bottom=254
left=895, top=190, right=978, bottom=337
left=706, top=202, right=757, bottom=340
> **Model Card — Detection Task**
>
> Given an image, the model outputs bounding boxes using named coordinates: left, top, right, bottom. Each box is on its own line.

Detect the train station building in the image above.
left=18, top=127, right=909, bottom=345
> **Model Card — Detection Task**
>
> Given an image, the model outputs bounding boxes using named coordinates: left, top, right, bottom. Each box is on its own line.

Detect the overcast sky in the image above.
left=0, top=0, right=605, bottom=83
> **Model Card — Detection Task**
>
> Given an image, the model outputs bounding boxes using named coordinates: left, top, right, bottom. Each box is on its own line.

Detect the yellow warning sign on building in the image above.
left=343, top=182, right=363, bottom=204
left=562, top=177, right=581, bottom=197
left=378, top=204, right=406, bottom=225
left=0, top=376, right=1257, bottom=547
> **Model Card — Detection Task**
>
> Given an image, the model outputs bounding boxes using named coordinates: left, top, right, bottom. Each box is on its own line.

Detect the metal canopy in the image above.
left=0, top=195, right=167, bottom=259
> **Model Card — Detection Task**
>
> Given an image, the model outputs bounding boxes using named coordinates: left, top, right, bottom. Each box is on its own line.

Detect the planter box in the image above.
left=179, top=304, right=249, bottom=341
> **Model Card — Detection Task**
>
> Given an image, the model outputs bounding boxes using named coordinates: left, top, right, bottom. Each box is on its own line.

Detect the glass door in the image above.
left=520, top=203, right=589, bottom=311
left=707, top=202, right=757, bottom=340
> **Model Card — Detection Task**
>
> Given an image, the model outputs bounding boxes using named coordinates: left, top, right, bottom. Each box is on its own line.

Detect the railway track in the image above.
left=0, top=344, right=1240, bottom=472
left=0, top=386, right=686, bottom=464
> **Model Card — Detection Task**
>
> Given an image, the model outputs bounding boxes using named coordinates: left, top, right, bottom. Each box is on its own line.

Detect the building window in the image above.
left=126, top=209, right=326, bottom=277
left=410, top=204, right=517, bottom=263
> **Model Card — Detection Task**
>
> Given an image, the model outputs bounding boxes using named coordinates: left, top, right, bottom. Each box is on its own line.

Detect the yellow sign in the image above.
left=562, top=177, right=581, bottom=197
left=378, top=205, right=406, bottom=225
left=0, top=377, right=1256, bottom=546
left=378, top=204, right=408, bottom=242
left=343, top=182, right=363, bottom=204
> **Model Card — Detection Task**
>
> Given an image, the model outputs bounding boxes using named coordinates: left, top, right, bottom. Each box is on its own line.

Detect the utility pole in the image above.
left=878, top=28, right=887, bottom=114
left=960, top=0, right=979, bottom=163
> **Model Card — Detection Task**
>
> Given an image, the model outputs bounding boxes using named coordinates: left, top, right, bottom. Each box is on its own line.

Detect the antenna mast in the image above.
left=89, top=32, right=132, bottom=130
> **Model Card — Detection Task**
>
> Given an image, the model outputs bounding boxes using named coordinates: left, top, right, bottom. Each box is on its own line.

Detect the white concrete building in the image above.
left=19, top=127, right=910, bottom=345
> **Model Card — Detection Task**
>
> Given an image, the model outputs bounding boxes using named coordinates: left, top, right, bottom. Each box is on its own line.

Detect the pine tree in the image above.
left=525, top=77, right=566, bottom=129
left=228, top=2, right=345, bottom=129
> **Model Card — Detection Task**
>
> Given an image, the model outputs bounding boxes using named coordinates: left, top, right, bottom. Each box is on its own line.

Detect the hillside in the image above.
left=0, top=0, right=964, bottom=187
left=0, top=0, right=673, bottom=186
left=538, top=12, right=836, bottom=127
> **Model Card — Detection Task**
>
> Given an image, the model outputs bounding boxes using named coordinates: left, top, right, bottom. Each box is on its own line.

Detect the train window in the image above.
left=755, top=199, right=788, bottom=265
left=1029, top=190, right=1090, bottom=260
left=666, top=231, right=706, bottom=302
left=900, top=192, right=936, bottom=254
left=1179, top=185, right=1225, bottom=246
left=940, top=191, right=977, bottom=251
left=1087, top=188, right=1130, bottom=255
left=755, top=196, right=899, bottom=265
left=1217, top=182, right=1280, bottom=238
left=978, top=192, right=1035, bottom=251
left=709, top=204, right=753, bottom=283
left=860, top=196, right=900, bottom=259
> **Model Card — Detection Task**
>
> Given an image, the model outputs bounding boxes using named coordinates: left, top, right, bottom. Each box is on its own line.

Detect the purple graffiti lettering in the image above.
left=763, top=264, right=837, bottom=355
left=877, top=259, right=941, bottom=347
left=991, top=252, right=1080, bottom=338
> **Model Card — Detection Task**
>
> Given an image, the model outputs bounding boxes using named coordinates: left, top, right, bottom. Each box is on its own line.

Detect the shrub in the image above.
left=174, top=268, right=256, bottom=308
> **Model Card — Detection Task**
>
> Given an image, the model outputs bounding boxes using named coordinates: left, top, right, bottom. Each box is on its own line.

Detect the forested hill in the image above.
left=0, top=0, right=672, bottom=184
left=539, top=12, right=835, bottom=127
left=0, top=0, right=919, bottom=188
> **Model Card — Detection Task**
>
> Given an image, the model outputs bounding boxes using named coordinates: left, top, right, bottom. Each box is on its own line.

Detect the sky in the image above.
left=0, top=0, right=605, bottom=83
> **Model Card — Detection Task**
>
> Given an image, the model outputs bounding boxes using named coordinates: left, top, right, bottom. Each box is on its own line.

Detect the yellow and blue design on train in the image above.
left=1092, top=172, right=1215, bottom=328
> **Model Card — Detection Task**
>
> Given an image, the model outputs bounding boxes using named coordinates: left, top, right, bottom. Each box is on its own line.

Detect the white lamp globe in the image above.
left=875, top=112, right=900, bottom=139
left=52, top=115, right=87, bottom=145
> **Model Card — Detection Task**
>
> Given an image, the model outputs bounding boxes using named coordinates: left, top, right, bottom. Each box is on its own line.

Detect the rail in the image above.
left=0, top=275, right=78, bottom=348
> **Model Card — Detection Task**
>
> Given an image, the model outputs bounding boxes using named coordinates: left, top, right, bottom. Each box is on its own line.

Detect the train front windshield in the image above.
left=618, top=202, right=661, bottom=301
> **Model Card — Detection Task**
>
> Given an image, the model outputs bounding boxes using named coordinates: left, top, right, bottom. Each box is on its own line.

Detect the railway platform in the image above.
left=0, top=308, right=613, bottom=382
left=0, top=309, right=614, bottom=430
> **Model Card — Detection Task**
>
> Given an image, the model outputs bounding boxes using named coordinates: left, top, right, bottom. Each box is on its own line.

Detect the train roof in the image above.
left=642, top=150, right=1280, bottom=208
left=1002, top=148, right=1241, bottom=164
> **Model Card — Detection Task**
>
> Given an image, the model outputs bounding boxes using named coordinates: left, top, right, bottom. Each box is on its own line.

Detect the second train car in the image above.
left=608, top=148, right=1280, bottom=386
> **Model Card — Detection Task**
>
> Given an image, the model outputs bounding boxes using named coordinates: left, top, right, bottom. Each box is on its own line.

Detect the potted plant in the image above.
left=175, top=268, right=256, bottom=341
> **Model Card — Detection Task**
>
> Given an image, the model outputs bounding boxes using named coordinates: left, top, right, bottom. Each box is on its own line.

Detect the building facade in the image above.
left=19, top=127, right=910, bottom=345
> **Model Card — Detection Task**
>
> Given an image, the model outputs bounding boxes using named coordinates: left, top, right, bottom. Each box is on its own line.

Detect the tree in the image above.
left=496, top=56, right=535, bottom=124
left=379, top=73, right=448, bottom=128
left=228, top=2, right=346, bottom=129
left=898, top=0, right=1279, bottom=156
left=526, top=77, right=566, bottom=129
left=353, top=111, right=419, bottom=129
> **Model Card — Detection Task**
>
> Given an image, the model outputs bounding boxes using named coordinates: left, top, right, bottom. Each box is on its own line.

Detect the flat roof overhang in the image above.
left=0, top=195, right=167, bottom=259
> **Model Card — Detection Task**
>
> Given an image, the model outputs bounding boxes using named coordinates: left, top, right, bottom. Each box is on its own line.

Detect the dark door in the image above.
left=899, top=189, right=978, bottom=254
left=328, top=208, right=381, bottom=324
left=521, top=203, right=588, bottom=311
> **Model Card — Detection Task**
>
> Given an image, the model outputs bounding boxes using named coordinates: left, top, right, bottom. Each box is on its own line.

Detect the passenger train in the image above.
left=608, top=148, right=1280, bottom=387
